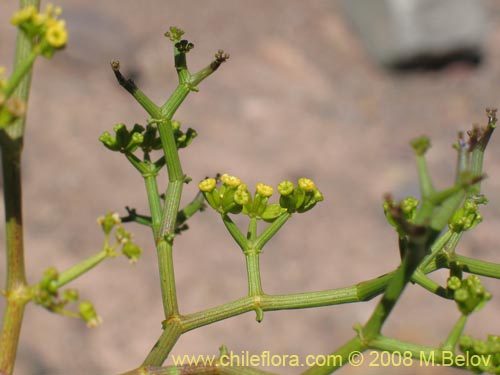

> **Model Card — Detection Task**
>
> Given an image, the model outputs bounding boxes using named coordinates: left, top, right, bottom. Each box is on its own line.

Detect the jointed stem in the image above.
left=142, top=317, right=183, bottom=366
left=0, top=1, right=40, bottom=373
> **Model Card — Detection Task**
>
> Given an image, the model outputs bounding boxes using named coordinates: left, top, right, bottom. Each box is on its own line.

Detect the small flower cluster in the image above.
left=97, top=212, right=142, bottom=264
left=447, top=275, right=491, bottom=316
left=459, top=334, right=500, bottom=374
left=383, top=196, right=419, bottom=235
left=199, top=175, right=323, bottom=220
left=449, top=198, right=484, bottom=233
left=164, top=26, right=185, bottom=43
left=33, top=267, right=101, bottom=327
left=11, top=4, right=68, bottom=56
left=99, top=120, right=196, bottom=154
left=410, top=136, right=431, bottom=156
left=33, top=267, right=77, bottom=309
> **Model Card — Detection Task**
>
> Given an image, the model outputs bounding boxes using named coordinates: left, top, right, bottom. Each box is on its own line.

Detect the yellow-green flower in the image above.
left=313, top=188, right=324, bottom=202
left=11, top=5, right=37, bottom=25
left=220, top=173, right=241, bottom=187
left=234, top=188, right=250, bottom=205
left=45, top=20, right=67, bottom=48
left=277, top=180, right=294, bottom=196
left=256, top=183, right=273, bottom=197
left=199, top=178, right=217, bottom=192
left=298, top=178, right=316, bottom=192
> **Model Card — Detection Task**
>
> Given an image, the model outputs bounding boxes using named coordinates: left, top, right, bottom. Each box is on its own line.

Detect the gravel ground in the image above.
left=1, top=1, right=500, bottom=374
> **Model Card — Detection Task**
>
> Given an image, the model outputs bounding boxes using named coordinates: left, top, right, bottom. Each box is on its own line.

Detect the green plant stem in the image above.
left=176, top=192, right=205, bottom=226
left=1, top=50, right=37, bottom=101
left=142, top=317, right=183, bottom=366
left=411, top=269, right=448, bottom=298
left=0, top=1, right=39, bottom=372
left=143, top=173, right=162, bottom=237
left=429, top=191, right=465, bottom=232
left=160, top=85, right=190, bottom=119
left=54, top=250, right=108, bottom=288
left=369, top=335, right=438, bottom=355
left=247, top=217, right=257, bottom=241
left=156, top=239, right=179, bottom=317
left=1, top=152, right=26, bottom=293
left=369, top=335, right=465, bottom=370
left=418, top=230, right=452, bottom=270
left=254, top=213, right=291, bottom=250
left=3, top=0, right=38, bottom=141
left=362, top=259, right=412, bottom=340
left=110, top=60, right=160, bottom=118
left=124, top=365, right=277, bottom=375
left=222, top=215, right=249, bottom=251
left=180, top=271, right=392, bottom=332
left=0, top=295, right=28, bottom=375
left=301, top=337, right=364, bottom=375
left=441, top=314, right=467, bottom=351
left=159, top=180, right=183, bottom=239
left=363, top=229, right=432, bottom=340
left=245, top=251, right=263, bottom=297
left=452, top=254, right=500, bottom=278
left=416, top=154, right=434, bottom=197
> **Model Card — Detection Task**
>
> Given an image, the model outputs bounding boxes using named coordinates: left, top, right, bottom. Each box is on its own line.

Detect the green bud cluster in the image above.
left=410, top=136, right=431, bottom=156
left=99, top=120, right=196, bottom=154
left=447, top=275, right=491, bottom=315
left=199, top=175, right=323, bottom=220
left=32, top=267, right=80, bottom=317
left=278, top=178, right=324, bottom=214
left=383, top=196, right=419, bottom=235
left=97, top=212, right=142, bottom=263
left=164, top=26, right=185, bottom=43
left=449, top=199, right=483, bottom=232
left=459, top=334, right=500, bottom=374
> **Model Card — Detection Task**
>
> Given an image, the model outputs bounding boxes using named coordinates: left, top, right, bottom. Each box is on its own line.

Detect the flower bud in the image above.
left=199, top=178, right=217, bottom=193
left=79, top=301, right=102, bottom=328
left=125, top=132, right=144, bottom=152
left=410, top=136, right=431, bottom=156
left=45, top=20, right=67, bottom=48
left=141, top=124, right=159, bottom=152
left=97, top=212, right=119, bottom=235
left=234, top=187, right=250, bottom=205
left=220, top=174, right=242, bottom=188
left=113, top=123, right=130, bottom=150
left=298, top=178, right=316, bottom=192
left=278, top=180, right=294, bottom=195
left=62, top=289, right=79, bottom=302
left=256, top=183, right=273, bottom=198
left=447, top=276, right=462, bottom=291
left=99, top=131, right=120, bottom=151
left=221, top=187, right=241, bottom=214
left=40, top=266, right=59, bottom=293
left=122, top=241, right=142, bottom=264
left=313, top=188, right=324, bottom=202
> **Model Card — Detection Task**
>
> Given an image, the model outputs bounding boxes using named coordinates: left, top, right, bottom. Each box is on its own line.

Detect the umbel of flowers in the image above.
left=199, top=174, right=324, bottom=221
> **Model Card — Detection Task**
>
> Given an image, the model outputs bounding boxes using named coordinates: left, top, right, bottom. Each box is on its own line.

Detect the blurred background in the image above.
left=1, top=1, right=500, bottom=374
